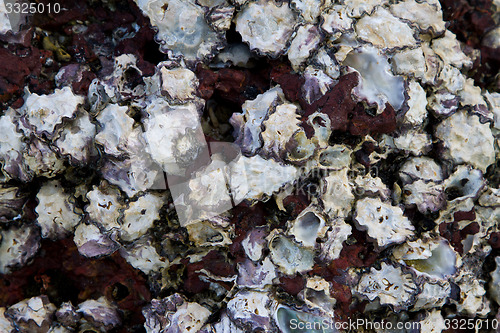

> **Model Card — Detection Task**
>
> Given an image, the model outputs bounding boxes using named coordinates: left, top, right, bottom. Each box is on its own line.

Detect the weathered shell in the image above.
left=354, top=262, right=418, bottom=310
left=54, top=111, right=96, bottom=165
left=320, top=169, right=354, bottom=219
left=490, top=257, right=500, bottom=305
left=21, top=86, right=84, bottom=138
left=236, top=257, right=277, bottom=289
left=261, top=103, right=301, bottom=159
left=85, top=182, right=124, bottom=232
left=143, top=294, right=211, bottom=333
left=35, top=180, right=81, bottom=239
left=318, top=218, right=352, bottom=262
left=389, top=0, right=446, bottom=36
left=0, top=109, right=27, bottom=180
left=226, top=290, right=272, bottom=331
left=354, top=7, right=417, bottom=50
left=392, top=237, right=458, bottom=279
left=134, top=0, right=225, bottom=63
left=354, top=197, right=415, bottom=248
left=120, top=237, right=168, bottom=274
left=403, top=80, right=428, bottom=127
left=435, top=110, right=495, bottom=172
left=159, top=66, right=199, bottom=103
left=120, top=193, right=164, bottom=242
left=287, top=24, right=322, bottom=71
left=6, top=296, right=56, bottom=333
left=413, top=280, right=451, bottom=310
left=0, top=307, right=14, bottom=333
left=287, top=205, right=327, bottom=248
left=0, top=225, right=40, bottom=274
left=55, top=302, right=80, bottom=328
left=431, top=30, right=472, bottom=68
left=235, top=0, right=298, bottom=57
left=343, top=47, right=405, bottom=113
left=301, top=66, right=336, bottom=105
left=77, top=297, right=121, bottom=330
left=73, top=223, right=118, bottom=258
left=268, top=231, right=314, bottom=275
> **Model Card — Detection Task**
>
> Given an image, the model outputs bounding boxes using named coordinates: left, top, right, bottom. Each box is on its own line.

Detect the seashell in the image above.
left=435, top=110, right=495, bottom=172
left=119, top=237, right=168, bottom=274
left=287, top=25, right=322, bottom=71
left=268, top=231, right=314, bottom=275
left=77, top=296, right=121, bottom=330
left=143, top=294, right=211, bottom=333
left=235, top=0, right=298, bottom=57
left=287, top=204, right=328, bottom=248
left=317, top=218, right=352, bottom=262
left=35, top=180, right=81, bottom=240
left=55, top=302, right=80, bottom=328
left=354, top=262, right=419, bottom=311
left=226, top=290, right=272, bottom=331
left=389, top=0, right=446, bottom=36
left=0, top=225, right=40, bottom=274
left=354, top=197, right=415, bottom=248
left=6, top=296, right=56, bottom=333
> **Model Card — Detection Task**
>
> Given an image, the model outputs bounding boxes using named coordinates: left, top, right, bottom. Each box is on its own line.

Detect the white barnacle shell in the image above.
left=435, top=110, right=495, bottom=172
left=354, top=7, right=417, bottom=50
left=231, top=86, right=286, bottom=156
left=227, top=290, right=272, bottom=331
left=85, top=182, right=124, bottom=232
left=354, top=197, right=415, bottom=248
left=119, top=193, right=164, bottom=242
left=21, top=86, right=84, bottom=137
left=0, top=109, right=27, bottom=180
left=0, top=225, right=40, bottom=274
left=143, top=294, right=211, bottom=333
left=389, top=0, right=446, bottom=36
left=35, top=180, right=81, bottom=240
left=427, top=90, right=459, bottom=117
left=343, top=46, right=406, bottom=113
left=353, top=173, right=391, bottom=200
left=54, top=111, right=96, bottom=165
left=228, top=154, right=298, bottom=203
left=320, top=169, right=354, bottom=218
left=287, top=205, right=328, bottom=248
left=119, top=237, right=168, bottom=274
left=186, top=220, right=233, bottom=247
left=143, top=101, right=207, bottom=176
left=23, top=138, right=65, bottom=179
left=318, top=218, right=352, bottom=262
left=301, top=66, right=336, bottom=105
left=159, top=65, right=199, bottom=103
left=73, top=223, right=119, bottom=258
left=95, top=103, right=140, bottom=157
left=354, top=262, right=418, bottom=310
left=431, top=30, right=472, bottom=69
left=235, top=0, right=298, bottom=57
left=444, top=165, right=486, bottom=202
left=413, top=280, right=452, bottom=310
left=236, top=257, right=277, bottom=289
left=299, top=276, right=336, bottom=314
left=77, top=296, right=121, bottom=330
left=287, top=24, right=322, bottom=71
left=403, top=80, right=428, bottom=127
left=268, top=231, right=314, bottom=275
left=261, top=103, right=301, bottom=159
left=6, top=296, right=56, bottom=331
left=418, top=310, right=447, bottom=332
left=390, top=47, right=426, bottom=80
left=392, top=237, right=458, bottom=279
left=134, top=0, right=224, bottom=63
left=321, top=5, right=353, bottom=36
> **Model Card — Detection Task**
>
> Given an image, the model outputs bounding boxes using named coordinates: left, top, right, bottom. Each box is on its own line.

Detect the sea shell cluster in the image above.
left=0, top=0, right=499, bottom=332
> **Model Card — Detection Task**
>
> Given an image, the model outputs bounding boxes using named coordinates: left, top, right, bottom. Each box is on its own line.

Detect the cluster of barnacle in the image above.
left=0, top=0, right=499, bottom=332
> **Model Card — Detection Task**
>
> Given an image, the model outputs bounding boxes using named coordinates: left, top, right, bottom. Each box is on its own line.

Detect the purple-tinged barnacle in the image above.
left=55, top=302, right=80, bottom=329
left=354, top=262, right=419, bottom=311
left=427, top=89, right=459, bottom=118
left=204, top=2, right=235, bottom=33
left=185, top=219, right=233, bottom=247
left=143, top=294, right=211, bottom=333
left=0, top=185, right=27, bottom=223
left=321, top=5, right=353, bottom=37
left=241, top=225, right=268, bottom=262
left=23, top=137, right=65, bottom=179
left=235, top=0, right=298, bottom=58
left=159, top=65, right=199, bottom=104
left=77, top=296, right=121, bottom=330
left=226, top=290, right=273, bottom=332
left=73, top=223, right=119, bottom=258
left=287, top=204, right=327, bottom=248
left=354, top=197, right=415, bottom=248
left=287, top=25, right=322, bottom=71
left=0, top=225, right=40, bottom=274
left=261, top=103, right=301, bottom=160
left=301, top=66, right=336, bottom=105
left=35, top=180, right=82, bottom=240
left=6, top=296, right=56, bottom=333
left=413, top=280, right=452, bottom=311
left=236, top=257, right=277, bottom=289
left=0, top=109, right=29, bottom=181
left=318, top=218, right=352, bottom=262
